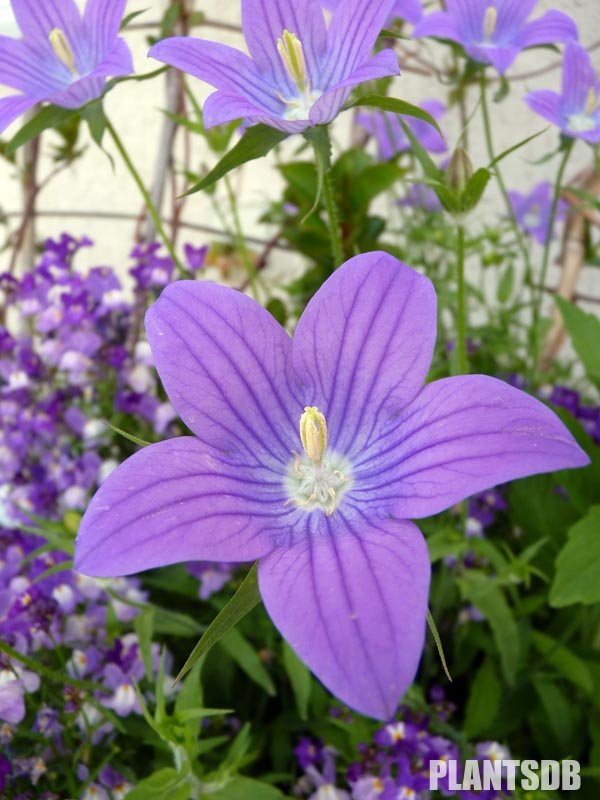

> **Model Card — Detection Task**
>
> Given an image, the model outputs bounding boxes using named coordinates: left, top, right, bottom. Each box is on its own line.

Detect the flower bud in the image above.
left=446, top=147, right=473, bottom=195
left=299, top=406, right=327, bottom=464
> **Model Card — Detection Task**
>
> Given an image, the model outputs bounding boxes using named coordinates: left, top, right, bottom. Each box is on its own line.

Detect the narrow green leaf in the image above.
left=302, top=126, right=332, bottom=222
left=550, top=506, right=600, bottom=607
left=555, top=297, right=600, bottom=388
left=134, top=608, right=155, bottom=681
left=531, top=630, right=593, bottom=694
left=497, top=263, right=514, bottom=303
left=461, top=167, right=490, bottom=211
left=488, top=127, right=549, bottom=168
left=81, top=100, right=107, bottom=148
left=220, top=628, right=276, bottom=696
left=283, top=641, right=312, bottom=720
left=464, top=659, right=501, bottom=738
left=7, top=105, right=79, bottom=155
left=104, top=421, right=151, bottom=447
left=427, top=611, right=452, bottom=682
left=353, top=94, right=443, bottom=135
left=174, top=563, right=261, bottom=685
left=184, top=125, right=288, bottom=195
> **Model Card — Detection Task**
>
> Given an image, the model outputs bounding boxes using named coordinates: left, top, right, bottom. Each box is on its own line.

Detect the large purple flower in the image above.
left=321, top=0, right=423, bottom=26
left=413, top=0, right=577, bottom=75
left=525, top=40, right=600, bottom=144
left=74, top=252, right=587, bottom=719
left=148, top=0, right=400, bottom=134
left=0, top=0, right=133, bottom=133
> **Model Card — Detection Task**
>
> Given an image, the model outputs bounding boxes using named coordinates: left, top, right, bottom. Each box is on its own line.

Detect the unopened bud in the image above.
left=446, top=147, right=473, bottom=195
left=299, top=406, right=327, bottom=464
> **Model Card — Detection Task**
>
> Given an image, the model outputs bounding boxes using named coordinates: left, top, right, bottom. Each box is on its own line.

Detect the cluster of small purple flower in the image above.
left=293, top=689, right=510, bottom=800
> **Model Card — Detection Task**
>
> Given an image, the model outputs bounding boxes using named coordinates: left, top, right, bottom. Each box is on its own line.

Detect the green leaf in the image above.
left=555, top=296, right=600, bottom=388
left=219, top=628, right=276, bottom=696
left=7, top=105, right=79, bottom=155
left=184, top=125, right=288, bottom=195
left=123, top=768, right=191, bottom=800
left=461, top=167, right=490, bottom=212
left=174, top=563, right=261, bottom=684
left=487, top=127, right=549, bottom=168
left=459, top=573, right=520, bottom=685
left=81, top=100, right=106, bottom=147
left=532, top=677, right=574, bottom=753
left=208, top=777, right=285, bottom=800
left=283, top=641, right=312, bottom=720
left=134, top=608, right=155, bottom=681
left=302, top=125, right=332, bottom=221
left=531, top=630, right=593, bottom=694
left=352, top=95, right=443, bottom=136
left=104, top=421, right=151, bottom=447
left=464, top=658, right=501, bottom=738
left=427, top=611, right=452, bottom=683
left=550, top=506, right=600, bottom=607
left=497, top=263, right=514, bottom=303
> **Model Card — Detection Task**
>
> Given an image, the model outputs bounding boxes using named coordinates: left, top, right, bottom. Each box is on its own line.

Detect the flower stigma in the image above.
left=49, top=28, right=78, bottom=75
left=287, top=406, right=352, bottom=516
left=482, top=6, right=498, bottom=41
left=276, top=29, right=322, bottom=120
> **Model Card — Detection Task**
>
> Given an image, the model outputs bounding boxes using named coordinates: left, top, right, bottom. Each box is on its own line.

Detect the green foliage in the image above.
left=556, top=297, right=600, bottom=388
left=550, top=507, right=600, bottom=607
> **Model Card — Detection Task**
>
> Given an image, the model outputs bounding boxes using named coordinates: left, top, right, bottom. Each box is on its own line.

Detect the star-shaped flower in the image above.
left=75, top=252, right=587, bottom=719
left=413, top=0, right=578, bottom=75
left=0, top=0, right=133, bottom=133
left=526, top=40, right=600, bottom=143
left=148, top=0, right=400, bottom=134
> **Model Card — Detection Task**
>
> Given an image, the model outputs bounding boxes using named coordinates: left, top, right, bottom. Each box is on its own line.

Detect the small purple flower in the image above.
left=75, top=252, right=588, bottom=719
left=184, top=243, right=209, bottom=272
left=356, top=99, right=447, bottom=160
left=0, top=0, right=133, bottom=133
left=525, top=40, right=600, bottom=143
left=508, top=181, right=567, bottom=245
left=413, top=0, right=578, bottom=75
left=321, top=0, right=423, bottom=26
left=148, top=0, right=400, bottom=133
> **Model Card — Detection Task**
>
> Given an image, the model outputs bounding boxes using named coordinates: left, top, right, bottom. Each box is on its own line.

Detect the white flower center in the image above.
left=286, top=451, right=352, bottom=515
left=276, top=29, right=322, bottom=120
left=568, top=112, right=597, bottom=133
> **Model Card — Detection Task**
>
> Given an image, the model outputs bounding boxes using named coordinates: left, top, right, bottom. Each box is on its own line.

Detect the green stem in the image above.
left=479, top=73, right=534, bottom=302
left=322, top=168, right=344, bottom=266
left=224, top=174, right=258, bottom=296
left=106, top=117, right=185, bottom=275
left=455, top=224, right=469, bottom=375
left=533, top=139, right=573, bottom=368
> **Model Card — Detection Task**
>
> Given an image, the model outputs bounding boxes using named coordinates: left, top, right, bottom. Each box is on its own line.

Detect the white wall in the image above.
left=0, top=0, right=599, bottom=305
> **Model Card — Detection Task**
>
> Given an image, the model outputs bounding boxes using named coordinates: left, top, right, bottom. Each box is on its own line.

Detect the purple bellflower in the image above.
left=0, top=0, right=133, bottom=134
left=148, top=0, right=400, bottom=134
left=356, top=99, right=447, bottom=160
left=74, top=252, right=588, bottom=719
left=413, top=0, right=578, bottom=75
left=525, top=40, right=600, bottom=144
left=508, top=181, right=567, bottom=245
left=321, top=0, right=423, bottom=26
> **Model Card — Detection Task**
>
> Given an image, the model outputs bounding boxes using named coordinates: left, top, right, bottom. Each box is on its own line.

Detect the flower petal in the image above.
left=0, top=35, right=61, bottom=95
left=354, top=375, right=590, bottom=518
left=0, top=93, right=38, bottom=134
left=83, top=0, right=127, bottom=62
left=516, top=10, right=578, bottom=50
left=465, top=43, right=519, bottom=74
left=148, top=37, right=283, bottom=116
left=259, top=513, right=429, bottom=719
left=241, top=0, right=327, bottom=95
left=413, top=11, right=460, bottom=42
left=524, top=89, right=562, bottom=128
left=146, top=281, right=298, bottom=468
left=321, top=0, right=396, bottom=88
left=48, top=74, right=105, bottom=108
left=203, top=90, right=307, bottom=133
left=75, top=437, right=292, bottom=577
left=492, top=0, right=537, bottom=38
left=90, top=37, right=134, bottom=79
left=558, top=40, right=595, bottom=115
left=11, top=0, right=86, bottom=62
left=309, top=50, right=400, bottom=126
left=291, top=252, right=436, bottom=457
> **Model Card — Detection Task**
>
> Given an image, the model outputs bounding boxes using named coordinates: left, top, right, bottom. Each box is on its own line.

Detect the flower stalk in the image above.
left=455, top=224, right=468, bottom=375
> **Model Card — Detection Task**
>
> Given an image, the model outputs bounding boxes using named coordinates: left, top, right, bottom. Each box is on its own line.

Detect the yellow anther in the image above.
left=299, top=406, right=327, bottom=464
left=277, top=29, right=309, bottom=93
left=483, top=5, right=498, bottom=40
left=49, top=28, right=77, bottom=75
left=585, top=87, right=598, bottom=115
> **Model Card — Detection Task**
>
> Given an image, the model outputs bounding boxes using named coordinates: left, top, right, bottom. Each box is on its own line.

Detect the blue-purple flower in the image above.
left=525, top=40, right=600, bottom=143
left=321, top=0, right=423, bottom=26
left=0, top=0, right=133, bottom=133
left=356, top=99, right=446, bottom=160
left=74, top=252, right=587, bottom=719
left=413, top=0, right=578, bottom=75
left=508, top=181, right=567, bottom=244
left=148, top=0, right=400, bottom=133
